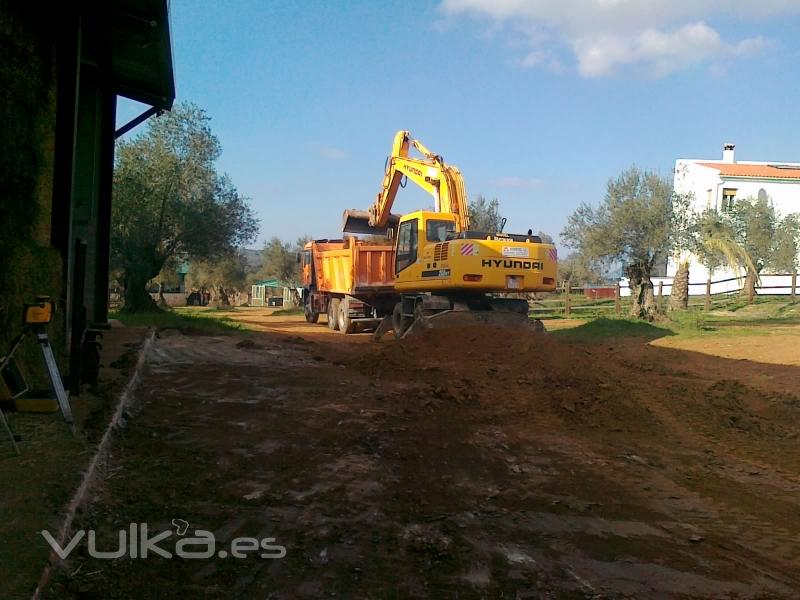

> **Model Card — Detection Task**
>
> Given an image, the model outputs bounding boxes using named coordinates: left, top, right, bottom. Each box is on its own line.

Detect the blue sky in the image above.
left=118, top=0, right=800, bottom=250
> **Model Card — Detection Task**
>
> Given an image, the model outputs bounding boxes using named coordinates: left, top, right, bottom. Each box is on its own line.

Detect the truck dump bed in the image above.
left=312, top=238, right=395, bottom=296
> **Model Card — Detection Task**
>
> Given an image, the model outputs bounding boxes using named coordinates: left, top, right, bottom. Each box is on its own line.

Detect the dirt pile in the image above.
left=358, top=326, right=587, bottom=378
left=343, top=323, right=800, bottom=455
left=348, top=326, right=641, bottom=426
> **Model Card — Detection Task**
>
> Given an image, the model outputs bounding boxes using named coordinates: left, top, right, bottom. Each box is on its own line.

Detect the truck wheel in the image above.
left=327, top=298, right=340, bottom=330
left=338, top=301, right=356, bottom=334
left=304, top=300, right=319, bottom=323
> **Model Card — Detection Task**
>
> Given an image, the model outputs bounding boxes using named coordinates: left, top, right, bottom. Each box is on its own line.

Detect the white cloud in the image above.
left=519, top=48, right=564, bottom=72
left=493, top=176, right=544, bottom=189
left=439, top=0, right=791, bottom=77
left=573, top=22, right=768, bottom=78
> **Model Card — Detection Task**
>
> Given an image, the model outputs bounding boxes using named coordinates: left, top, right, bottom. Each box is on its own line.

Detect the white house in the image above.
left=667, top=143, right=800, bottom=295
left=675, top=143, right=800, bottom=218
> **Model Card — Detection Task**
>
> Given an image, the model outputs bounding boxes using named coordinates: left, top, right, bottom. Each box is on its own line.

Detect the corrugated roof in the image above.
left=253, top=278, right=290, bottom=287
left=699, top=162, right=800, bottom=180
left=111, top=0, right=176, bottom=110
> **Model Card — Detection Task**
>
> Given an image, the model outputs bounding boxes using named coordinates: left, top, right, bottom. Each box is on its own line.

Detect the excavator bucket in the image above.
left=402, top=310, right=545, bottom=339
left=342, top=209, right=401, bottom=236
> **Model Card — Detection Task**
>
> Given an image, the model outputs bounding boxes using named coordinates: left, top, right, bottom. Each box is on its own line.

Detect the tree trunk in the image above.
left=207, top=286, right=218, bottom=307
left=217, top=286, right=230, bottom=307
left=668, top=260, right=690, bottom=311
left=121, top=256, right=164, bottom=313
left=742, top=269, right=757, bottom=302
left=157, top=282, right=170, bottom=308
left=122, top=270, right=159, bottom=313
left=626, top=263, right=658, bottom=321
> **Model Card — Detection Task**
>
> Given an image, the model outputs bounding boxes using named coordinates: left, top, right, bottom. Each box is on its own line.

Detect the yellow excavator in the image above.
left=342, top=130, right=557, bottom=338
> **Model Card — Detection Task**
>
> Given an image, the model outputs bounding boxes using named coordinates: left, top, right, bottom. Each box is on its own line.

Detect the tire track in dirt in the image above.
left=610, top=364, right=800, bottom=576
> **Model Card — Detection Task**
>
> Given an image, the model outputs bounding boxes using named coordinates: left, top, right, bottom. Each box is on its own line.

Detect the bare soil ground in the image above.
left=652, top=324, right=800, bottom=367
left=0, top=325, right=150, bottom=599
left=45, top=313, right=800, bottom=599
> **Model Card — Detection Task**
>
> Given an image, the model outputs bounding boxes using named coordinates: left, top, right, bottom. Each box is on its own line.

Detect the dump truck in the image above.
left=300, top=237, right=398, bottom=333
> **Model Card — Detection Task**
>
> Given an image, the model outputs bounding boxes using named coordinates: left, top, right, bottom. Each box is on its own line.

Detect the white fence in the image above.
left=620, top=272, right=798, bottom=297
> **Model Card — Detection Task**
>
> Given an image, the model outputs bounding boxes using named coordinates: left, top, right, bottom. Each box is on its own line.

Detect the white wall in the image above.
left=674, top=161, right=722, bottom=212
left=675, top=159, right=800, bottom=218
left=723, top=178, right=800, bottom=218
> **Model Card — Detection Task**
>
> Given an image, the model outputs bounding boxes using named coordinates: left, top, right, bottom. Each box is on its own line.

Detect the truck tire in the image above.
left=327, top=298, right=340, bottom=330
left=338, top=300, right=356, bottom=334
left=304, top=299, right=320, bottom=323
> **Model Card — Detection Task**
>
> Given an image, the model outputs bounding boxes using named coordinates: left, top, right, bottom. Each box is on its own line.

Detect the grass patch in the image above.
left=550, top=317, right=675, bottom=343
left=269, top=308, right=303, bottom=316
left=549, top=303, right=800, bottom=344
left=110, top=308, right=248, bottom=335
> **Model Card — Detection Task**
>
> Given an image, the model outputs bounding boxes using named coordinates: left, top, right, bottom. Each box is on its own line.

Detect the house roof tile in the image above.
left=699, top=162, right=800, bottom=179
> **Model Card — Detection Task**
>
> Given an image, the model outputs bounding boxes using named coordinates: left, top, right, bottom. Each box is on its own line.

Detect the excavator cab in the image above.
left=394, top=212, right=455, bottom=277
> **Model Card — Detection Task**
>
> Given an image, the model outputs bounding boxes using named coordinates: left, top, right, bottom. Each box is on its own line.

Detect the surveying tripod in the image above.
left=0, top=297, right=74, bottom=454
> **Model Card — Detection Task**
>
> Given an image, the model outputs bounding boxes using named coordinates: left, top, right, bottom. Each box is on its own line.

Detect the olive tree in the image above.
left=562, top=166, right=673, bottom=320
left=186, top=251, right=251, bottom=307
left=727, top=196, right=800, bottom=296
left=468, top=195, right=503, bottom=231
left=730, top=196, right=776, bottom=297
left=772, top=214, right=800, bottom=273
left=557, top=252, right=603, bottom=287
left=254, top=236, right=311, bottom=286
left=111, top=103, right=258, bottom=311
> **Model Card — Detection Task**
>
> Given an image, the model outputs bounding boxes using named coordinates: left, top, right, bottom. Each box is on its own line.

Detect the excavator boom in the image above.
left=343, top=130, right=470, bottom=235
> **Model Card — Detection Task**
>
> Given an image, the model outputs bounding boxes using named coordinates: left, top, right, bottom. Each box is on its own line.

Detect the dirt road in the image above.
left=47, top=314, right=800, bottom=598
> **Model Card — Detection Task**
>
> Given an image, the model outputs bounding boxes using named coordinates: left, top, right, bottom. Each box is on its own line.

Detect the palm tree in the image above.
left=666, top=192, right=694, bottom=311
left=667, top=256, right=692, bottom=311
left=668, top=210, right=755, bottom=311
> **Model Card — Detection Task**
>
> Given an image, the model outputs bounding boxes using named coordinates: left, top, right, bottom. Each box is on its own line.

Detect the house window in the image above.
left=721, top=188, right=737, bottom=211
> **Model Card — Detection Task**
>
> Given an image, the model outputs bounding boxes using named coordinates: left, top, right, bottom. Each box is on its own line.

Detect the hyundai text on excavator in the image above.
left=301, top=130, right=557, bottom=338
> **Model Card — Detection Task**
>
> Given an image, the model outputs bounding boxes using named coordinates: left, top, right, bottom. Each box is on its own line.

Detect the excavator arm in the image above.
left=343, top=130, right=470, bottom=234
